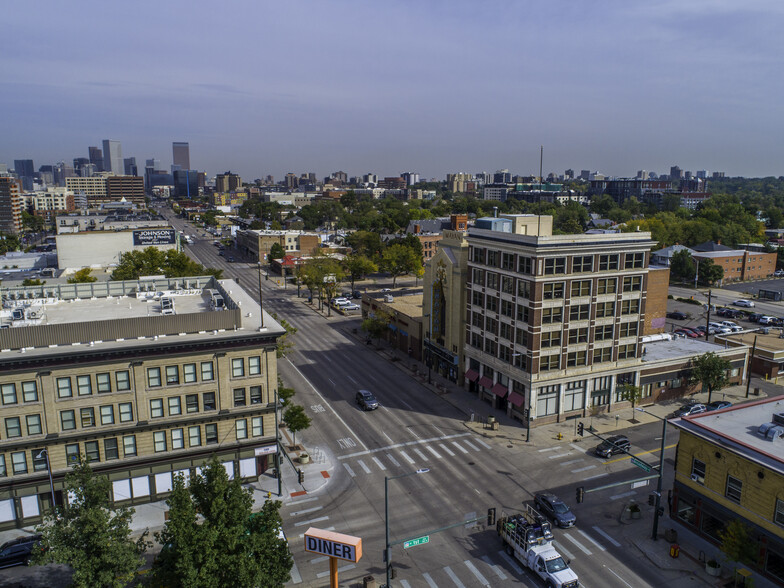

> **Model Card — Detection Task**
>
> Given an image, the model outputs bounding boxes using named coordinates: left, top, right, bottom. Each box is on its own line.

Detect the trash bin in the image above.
left=665, top=528, right=678, bottom=543
left=363, top=576, right=376, bottom=588
left=754, top=387, right=760, bottom=396
left=669, top=544, right=680, bottom=558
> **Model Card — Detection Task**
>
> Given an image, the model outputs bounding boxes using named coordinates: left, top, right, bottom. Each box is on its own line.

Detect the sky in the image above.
left=3, top=0, right=783, bottom=181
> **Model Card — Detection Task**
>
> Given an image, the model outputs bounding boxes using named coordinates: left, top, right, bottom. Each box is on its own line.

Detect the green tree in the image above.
left=268, top=242, right=285, bottom=263
left=151, top=458, right=292, bottom=588
left=270, top=312, right=297, bottom=357
left=21, top=210, right=46, bottom=232
left=381, top=243, right=422, bottom=287
left=689, top=352, right=730, bottom=404
left=33, top=457, right=148, bottom=588
left=67, top=268, right=98, bottom=283
left=361, top=310, right=392, bottom=343
left=343, top=254, right=378, bottom=290
left=283, top=405, right=311, bottom=447
left=22, top=278, right=45, bottom=286
left=719, top=519, right=758, bottom=569
left=0, top=232, right=21, bottom=255
left=697, top=258, right=724, bottom=286
left=111, top=247, right=223, bottom=280
left=277, top=377, right=295, bottom=408
left=619, top=383, right=643, bottom=421
left=669, top=249, right=696, bottom=283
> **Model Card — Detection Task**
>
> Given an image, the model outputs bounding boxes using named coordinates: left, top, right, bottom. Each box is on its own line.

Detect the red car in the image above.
left=675, top=329, right=699, bottom=338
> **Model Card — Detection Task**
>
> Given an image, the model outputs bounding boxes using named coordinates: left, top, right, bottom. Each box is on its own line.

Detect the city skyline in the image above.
left=3, top=1, right=783, bottom=180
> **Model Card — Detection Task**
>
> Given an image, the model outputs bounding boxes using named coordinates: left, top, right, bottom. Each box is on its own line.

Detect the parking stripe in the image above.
left=463, top=440, right=480, bottom=451
left=423, top=572, right=438, bottom=587
left=563, top=532, right=592, bottom=555
left=357, top=460, right=372, bottom=474
left=475, top=438, right=492, bottom=449
left=444, top=566, right=466, bottom=588
left=386, top=453, right=401, bottom=467
left=414, top=448, right=429, bottom=461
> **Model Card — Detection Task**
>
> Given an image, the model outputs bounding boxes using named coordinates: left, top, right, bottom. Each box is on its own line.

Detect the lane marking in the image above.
left=475, top=438, right=492, bottom=449
left=563, top=532, right=593, bottom=555
left=288, top=496, right=319, bottom=506
left=444, top=565, right=466, bottom=588
left=432, top=425, right=446, bottom=436
left=383, top=432, right=395, bottom=444
left=386, top=453, right=401, bottom=467
left=289, top=506, right=323, bottom=517
left=610, top=490, right=636, bottom=500
left=347, top=375, right=357, bottom=384
left=584, top=472, right=609, bottom=481
left=463, top=439, right=481, bottom=451
left=553, top=540, right=575, bottom=561
left=343, top=464, right=355, bottom=478
left=578, top=528, right=606, bottom=551
left=316, top=564, right=355, bottom=579
left=464, top=560, right=490, bottom=586
left=592, top=525, right=622, bottom=548
left=408, top=427, right=421, bottom=439
left=400, top=581, right=412, bottom=588
left=294, top=515, right=329, bottom=527
left=423, top=572, right=438, bottom=587
left=399, top=450, right=415, bottom=464
left=452, top=441, right=469, bottom=454
left=426, top=446, right=442, bottom=459
left=480, top=555, right=508, bottom=580
left=538, top=446, right=560, bottom=452
left=413, top=448, right=429, bottom=461
left=607, top=566, right=636, bottom=588
left=289, top=562, right=302, bottom=584
left=372, top=456, right=387, bottom=471
left=547, top=452, right=573, bottom=460
left=439, top=443, right=455, bottom=457
left=286, top=359, right=369, bottom=451
left=299, top=526, right=334, bottom=538
left=357, top=460, right=372, bottom=474
left=397, top=398, right=414, bottom=410
left=338, top=432, right=472, bottom=460
left=606, top=443, right=678, bottom=464
left=560, top=458, right=583, bottom=466
left=310, top=555, right=329, bottom=563
left=497, top=550, right=524, bottom=575
left=570, top=443, right=585, bottom=451
left=571, top=465, right=597, bottom=473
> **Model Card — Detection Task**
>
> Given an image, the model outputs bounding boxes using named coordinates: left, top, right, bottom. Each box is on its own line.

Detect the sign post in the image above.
left=304, top=527, right=362, bottom=588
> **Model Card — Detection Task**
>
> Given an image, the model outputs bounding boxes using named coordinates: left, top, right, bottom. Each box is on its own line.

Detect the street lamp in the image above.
left=635, top=407, right=668, bottom=540
left=385, top=468, right=430, bottom=587
left=36, top=449, right=56, bottom=515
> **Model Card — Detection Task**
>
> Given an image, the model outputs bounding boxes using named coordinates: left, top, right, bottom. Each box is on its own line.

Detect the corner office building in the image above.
left=0, top=277, right=285, bottom=531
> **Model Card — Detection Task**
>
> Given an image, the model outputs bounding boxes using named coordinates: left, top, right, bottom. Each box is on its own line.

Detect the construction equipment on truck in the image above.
left=497, top=505, right=579, bottom=588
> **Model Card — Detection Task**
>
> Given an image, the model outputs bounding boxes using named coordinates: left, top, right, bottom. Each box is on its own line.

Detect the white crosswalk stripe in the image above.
left=343, top=463, right=355, bottom=477
left=316, top=564, right=355, bottom=578
left=438, top=443, right=455, bottom=456
left=463, top=439, right=480, bottom=451
left=497, top=550, right=524, bottom=575
left=553, top=540, right=575, bottom=560
left=399, top=581, right=412, bottom=588
left=563, top=532, right=593, bottom=555
left=474, top=438, right=492, bottom=449
left=423, top=572, right=438, bottom=587
left=452, top=441, right=469, bottom=454
left=443, top=565, right=466, bottom=587
left=480, top=555, right=507, bottom=580
left=399, top=450, right=415, bottom=464
left=592, top=525, right=622, bottom=547
left=427, top=445, right=442, bottom=459
left=578, top=528, right=606, bottom=551
left=464, top=560, right=490, bottom=586
left=386, top=452, right=401, bottom=467
left=372, top=456, right=387, bottom=470
left=357, top=459, right=372, bottom=474
left=413, top=448, right=428, bottom=461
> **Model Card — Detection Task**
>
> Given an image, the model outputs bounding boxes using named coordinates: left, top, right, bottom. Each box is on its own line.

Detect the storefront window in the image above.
left=676, top=496, right=697, bottom=527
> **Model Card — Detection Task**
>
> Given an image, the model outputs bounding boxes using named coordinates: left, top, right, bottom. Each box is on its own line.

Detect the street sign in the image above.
left=403, top=536, right=430, bottom=549
left=631, top=457, right=652, bottom=473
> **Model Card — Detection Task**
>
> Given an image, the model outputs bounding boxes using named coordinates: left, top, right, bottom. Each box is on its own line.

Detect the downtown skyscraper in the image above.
left=102, top=140, right=123, bottom=174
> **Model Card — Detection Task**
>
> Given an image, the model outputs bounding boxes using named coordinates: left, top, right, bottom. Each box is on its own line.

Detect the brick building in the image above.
left=691, top=242, right=776, bottom=283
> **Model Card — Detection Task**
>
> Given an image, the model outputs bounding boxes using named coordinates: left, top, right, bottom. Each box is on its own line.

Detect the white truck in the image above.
left=497, top=506, right=580, bottom=588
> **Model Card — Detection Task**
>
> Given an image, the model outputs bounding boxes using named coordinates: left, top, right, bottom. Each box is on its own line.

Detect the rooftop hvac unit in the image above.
left=772, top=412, right=784, bottom=426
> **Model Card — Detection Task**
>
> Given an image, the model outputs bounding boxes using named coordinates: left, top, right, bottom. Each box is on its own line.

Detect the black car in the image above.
left=352, top=290, right=362, bottom=299
left=0, top=534, right=42, bottom=569
left=355, top=390, right=379, bottom=410
left=672, top=402, right=707, bottom=417
left=534, top=492, right=577, bottom=528
left=594, top=435, right=631, bottom=458
left=747, top=313, right=763, bottom=323
left=667, top=311, right=687, bottom=320
left=706, top=400, right=732, bottom=411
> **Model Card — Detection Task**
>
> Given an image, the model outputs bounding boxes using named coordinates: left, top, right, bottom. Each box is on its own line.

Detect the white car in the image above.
left=342, top=303, right=360, bottom=311
left=759, top=316, right=778, bottom=325
left=720, top=321, right=738, bottom=329
left=331, top=298, right=350, bottom=307
left=715, top=327, right=733, bottom=334
left=732, top=299, right=754, bottom=307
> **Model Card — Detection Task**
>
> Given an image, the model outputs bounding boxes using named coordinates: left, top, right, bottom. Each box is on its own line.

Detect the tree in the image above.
left=271, top=311, right=297, bottom=357
left=22, top=278, right=45, bottom=286
left=33, top=457, right=148, bottom=588
left=111, top=247, right=223, bottom=280
left=697, top=258, right=724, bottom=286
left=277, top=377, right=295, bottom=408
left=343, top=254, right=378, bottom=290
left=619, top=383, right=643, bottom=421
left=0, top=232, right=20, bottom=255
left=719, top=519, right=758, bottom=569
left=283, top=405, right=311, bottom=447
left=669, top=249, right=696, bottom=283
left=67, top=268, right=98, bottom=283
left=268, top=242, right=285, bottom=263
left=21, top=210, right=46, bottom=232
left=689, top=352, right=730, bottom=404
left=380, top=244, right=422, bottom=287
left=151, top=458, right=292, bottom=588
left=361, top=310, right=392, bottom=343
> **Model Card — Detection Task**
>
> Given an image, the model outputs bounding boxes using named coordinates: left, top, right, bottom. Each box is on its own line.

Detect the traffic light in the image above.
left=648, top=493, right=656, bottom=506
left=577, top=422, right=584, bottom=436
left=576, top=486, right=585, bottom=503
left=487, top=507, right=496, bottom=526
left=297, top=469, right=304, bottom=484
left=390, top=566, right=397, bottom=579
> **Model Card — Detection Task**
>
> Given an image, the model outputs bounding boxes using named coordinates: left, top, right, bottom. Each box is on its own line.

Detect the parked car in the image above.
left=352, top=290, right=362, bottom=299
left=672, top=402, right=707, bottom=417
left=720, top=321, right=739, bottom=329
left=594, top=435, right=631, bottom=458
left=759, top=316, right=778, bottom=325
left=747, top=313, right=763, bottom=323
left=679, top=326, right=703, bottom=336
left=707, top=400, right=732, bottom=411
left=674, top=329, right=699, bottom=339
left=332, top=297, right=350, bottom=306
left=717, top=308, right=739, bottom=318
left=667, top=311, right=688, bottom=320
left=732, top=299, right=755, bottom=308
left=534, top=492, right=577, bottom=528
left=775, top=269, right=784, bottom=277
left=715, top=327, right=733, bottom=334
left=342, top=303, right=360, bottom=311
left=228, top=256, right=235, bottom=263
left=0, top=534, right=43, bottom=569
left=356, top=390, right=379, bottom=410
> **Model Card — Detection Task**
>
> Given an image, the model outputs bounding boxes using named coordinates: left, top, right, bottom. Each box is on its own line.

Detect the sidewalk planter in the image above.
left=298, top=454, right=310, bottom=464
left=705, top=560, right=721, bottom=576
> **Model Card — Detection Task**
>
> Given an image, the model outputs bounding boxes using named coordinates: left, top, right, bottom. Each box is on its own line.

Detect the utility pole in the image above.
left=705, top=290, right=712, bottom=340
left=745, top=335, right=758, bottom=398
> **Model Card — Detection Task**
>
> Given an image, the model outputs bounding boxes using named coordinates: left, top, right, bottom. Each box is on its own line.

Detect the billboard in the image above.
left=132, top=229, right=176, bottom=246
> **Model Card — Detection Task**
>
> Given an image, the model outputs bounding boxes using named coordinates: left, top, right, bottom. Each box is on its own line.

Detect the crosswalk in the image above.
left=338, top=433, right=491, bottom=478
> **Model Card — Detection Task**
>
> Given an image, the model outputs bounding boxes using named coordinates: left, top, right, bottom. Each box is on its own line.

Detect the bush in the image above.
left=676, top=297, right=702, bottom=306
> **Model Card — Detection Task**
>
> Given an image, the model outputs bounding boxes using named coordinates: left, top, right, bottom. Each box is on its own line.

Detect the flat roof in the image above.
left=642, top=338, right=741, bottom=363
left=717, top=331, right=784, bottom=352
left=673, top=396, right=784, bottom=473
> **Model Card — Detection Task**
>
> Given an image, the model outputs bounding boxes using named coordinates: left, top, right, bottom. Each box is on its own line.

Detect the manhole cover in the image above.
left=468, top=462, right=475, bottom=466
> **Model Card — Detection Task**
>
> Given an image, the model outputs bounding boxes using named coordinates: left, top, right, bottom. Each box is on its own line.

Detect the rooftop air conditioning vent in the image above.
left=758, top=422, right=776, bottom=437
left=772, top=412, right=784, bottom=426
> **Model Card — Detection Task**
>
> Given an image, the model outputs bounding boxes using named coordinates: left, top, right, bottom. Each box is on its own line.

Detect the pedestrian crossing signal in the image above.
left=298, top=469, right=304, bottom=484
left=577, top=422, right=584, bottom=436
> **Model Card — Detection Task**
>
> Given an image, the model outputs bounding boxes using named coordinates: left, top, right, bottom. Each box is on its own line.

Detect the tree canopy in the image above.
left=67, top=268, right=98, bottom=283
left=689, top=352, right=730, bottom=404
left=110, top=247, right=223, bottom=280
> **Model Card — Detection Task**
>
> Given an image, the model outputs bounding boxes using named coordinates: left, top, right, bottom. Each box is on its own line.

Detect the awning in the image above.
left=507, top=391, right=525, bottom=407
left=491, top=383, right=508, bottom=398
left=465, top=369, right=479, bottom=382
left=478, top=376, right=493, bottom=389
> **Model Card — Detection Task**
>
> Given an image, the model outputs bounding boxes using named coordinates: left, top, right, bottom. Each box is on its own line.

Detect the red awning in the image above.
left=464, top=369, right=479, bottom=382
left=491, top=383, right=508, bottom=398
left=507, top=391, right=525, bottom=407
left=478, top=376, right=493, bottom=389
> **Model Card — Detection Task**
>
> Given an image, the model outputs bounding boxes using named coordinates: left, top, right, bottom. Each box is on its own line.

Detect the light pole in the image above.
left=635, top=407, right=668, bottom=540
left=36, top=449, right=56, bottom=514
left=385, top=468, right=430, bottom=587
left=256, top=263, right=265, bottom=328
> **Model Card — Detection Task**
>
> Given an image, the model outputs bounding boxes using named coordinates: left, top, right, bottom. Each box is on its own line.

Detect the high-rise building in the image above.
left=105, top=176, right=145, bottom=206
left=88, top=146, right=104, bottom=172
left=13, top=159, right=35, bottom=191
left=284, top=173, right=298, bottom=190
left=124, top=157, right=138, bottom=177
left=54, top=162, right=76, bottom=186
left=172, top=142, right=190, bottom=171
left=670, top=165, right=683, bottom=180
left=0, top=177, right=24, bottom=234
left=216, top=172, right=242, bottom=192
left=102, top=140, right=123, bottom=175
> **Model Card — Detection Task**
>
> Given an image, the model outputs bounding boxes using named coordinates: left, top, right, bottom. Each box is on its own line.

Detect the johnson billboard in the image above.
left=132, top=229, right=176, bottom=246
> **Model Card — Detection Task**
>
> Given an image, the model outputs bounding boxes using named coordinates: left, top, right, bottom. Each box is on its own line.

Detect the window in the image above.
left=517, top=304, right=530, bottom=323
left=564, top=381, right=586, bottom=412
left=183, top=363, right=197, bottom=383
left=484, top=338, right=497, bottom=355
left=517, top=280, right=531, bottom=299
left=30, top=449, right=47, bottom=472
left=472, top=268, right=484, bottom=285
left=248, top=356, right=261, bottom=375
left=57, top=377, right=72, bottom=398
left=775, top=499, right=784, bottom=527
left=543, top=257, right=566, bottom=275
left=541, top=307, right=562, bottom=324
left=100, top=405, right=114, bottom=425
left=569, top=304, right=590, bottom=321
left=621, top=299, right=640, bottom=315
left=168, top=396, right=182, bottom=416
left=620, top=322, right=638, bottom=338
left=171, top=428, right=184, bottom=450
left=96, top=373, right=111, bottom=393
left=594, top=347, right=613, bottom=363
left=186, top=394, right=199, bottom=414
left=66, top=444, right=80, bottom=464
left=119, top=403, right=133, bottom=423
left=250, top=386, right=263, bottom=405
left=147, top=368, right=162, bottom=387
left=516, top=328, right=528, bottom=347
left=188, top=426, right=201, bottom=447
left=76, top=375, right=92, bottom=396
left=123, top=435, right=136, bottom=457
left=618, top=344, right=636, bottom=359
left=501, top=300, right=515, bottom=318
left=518, top=257, right=533, bottom=274
left=540, top=354, right=560, bottom=371
left=60, top=410, right=76, bottom=431
left=205, top=424, right=218, bottom=445
left=486, top=296, right=499, bottom=313
left=0, top=455, right=5, bottom=477
left=471, top=246, right=485, bottom=264
left=500, top=323, right=513, bottom=341
left=26, top=414, right=42, bottom=435
left=502, top=252, right=515, bottom=271
left=21, top=381, right=38, bottom=403
left=153, top=431, right=167, bottom=452
left=252, top=417, right=264, bottom=437
left=11, top=452, right=27, bottom=474
left=486, top=272, right=499, bottom=290
left=201, top=361, right=215, bottom=382
left=536, top=385, right=559, bottom=416
left=501, top=276, right=514, bottom=294
left=595, top=324, right=614, bottom=341
left=165, top=366, right=179, bottom=385
left=571, top=280, right=591, bottom=297
left=85, top=441, right=100, bottom=462
left=599, top=254, right=619, bottom=271
left=232, top=388, right=246, bottom=407
left=236, top=419, right=248, bottom=439
left=691, top=459, right=706, bottom=485
left=485, top=317, right=498, bottom=335
left=115, top=370, right=130, bottom=391
left=487, top=250, right=500, bottom=268
left=5, top=417, right=22, bottom=438
left=472, top=291, right=484, bottom=307
left=80, top=407, right=95, bottom=427
left=567, top=351, right=587, bottom=367
left=150, top=399, right=164, bottom=418
left=726, top=475, right=743, bottom=503
left=104, top=438, right=119, bottom=460
left=231, top=358, right=245, bottom=377
left=596, top=301, right=615, bottom=318
left=573, top=255, right=593, bottom=273
left=1, top=384, right=17, bottom=405
left=625, top=252, right=645, bottom=269
left=622, top=276, right=642, bottom=292
left=597, top=278, right=616, bottom=295
left=543, top=283, right=564, bottom=300
left=203, top=392, right=216, bottom=411
left=568, top=328, right=588, bottom=344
